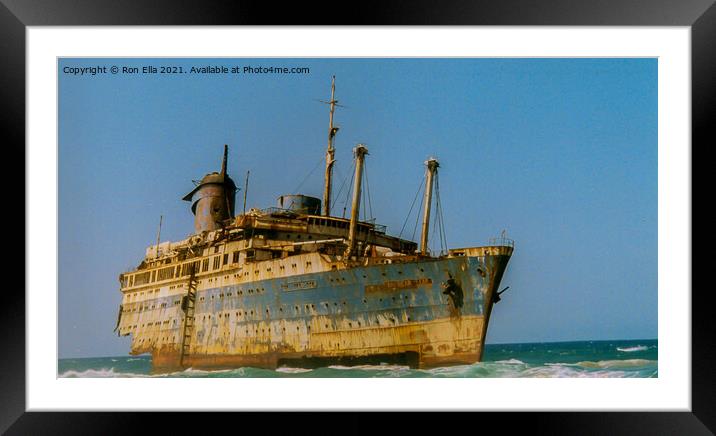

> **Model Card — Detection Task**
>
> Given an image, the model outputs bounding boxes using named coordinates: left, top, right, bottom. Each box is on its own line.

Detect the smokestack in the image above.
left=182, top=145, right=237, bottom=233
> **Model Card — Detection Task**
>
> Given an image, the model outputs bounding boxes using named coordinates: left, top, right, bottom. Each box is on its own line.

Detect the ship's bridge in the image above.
left=232, top=206, right=414, bottom=254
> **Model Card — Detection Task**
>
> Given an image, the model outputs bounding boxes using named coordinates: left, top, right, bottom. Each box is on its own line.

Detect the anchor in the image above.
left=493, top=286, right=510, bottom=304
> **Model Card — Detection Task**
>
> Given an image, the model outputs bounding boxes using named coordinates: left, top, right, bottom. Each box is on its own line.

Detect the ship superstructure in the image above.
left=115, top=78, right=514, bottom=372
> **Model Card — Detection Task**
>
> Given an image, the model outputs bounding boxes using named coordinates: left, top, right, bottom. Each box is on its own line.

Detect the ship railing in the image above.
left=261, top=207, right=299, bottom=216
left=259, top=208, right=388, bottom=233
left=358, top=217, right=386, bottom=234
left=488, top=236, right=515, bottom=248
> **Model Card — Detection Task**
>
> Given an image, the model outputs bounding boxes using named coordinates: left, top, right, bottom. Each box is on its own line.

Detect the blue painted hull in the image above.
left=141, top=249, right=512, bottom=371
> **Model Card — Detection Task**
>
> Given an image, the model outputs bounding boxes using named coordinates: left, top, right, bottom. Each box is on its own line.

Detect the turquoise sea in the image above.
left=58, top=339, right=657, bottom=378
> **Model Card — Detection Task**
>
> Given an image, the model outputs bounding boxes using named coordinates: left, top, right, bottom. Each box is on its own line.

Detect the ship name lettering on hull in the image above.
left=365, top=278, right=432, bottom=293
left=281, top=279, right=318, bottom=291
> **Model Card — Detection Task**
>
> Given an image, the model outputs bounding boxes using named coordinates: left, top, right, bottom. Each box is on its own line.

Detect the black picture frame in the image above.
left=3, top=1, right=710, bottom=433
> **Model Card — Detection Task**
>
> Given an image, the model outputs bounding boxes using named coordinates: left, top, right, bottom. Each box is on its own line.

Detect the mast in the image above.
left=344, top=144, right=368, bottom=259
left=420, top=158, right=439, bottom=255
left=322, top=76, right=339, bottom=216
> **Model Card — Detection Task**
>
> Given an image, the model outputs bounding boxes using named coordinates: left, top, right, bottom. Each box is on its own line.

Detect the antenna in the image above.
left=243, top=170, right=250, bottom=214
left=222, top=145, right=232, bottom=219
left=221, top=144, right=228, bottom=176
left=155, top=215, right=163, bottom=258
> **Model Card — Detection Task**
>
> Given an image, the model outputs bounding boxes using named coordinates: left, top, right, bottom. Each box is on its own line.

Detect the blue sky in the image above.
left=58, top=58, right=657, bottom=358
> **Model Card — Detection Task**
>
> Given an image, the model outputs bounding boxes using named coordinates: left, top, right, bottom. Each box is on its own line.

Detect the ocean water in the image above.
left=58, top=339, right=657, bottom=378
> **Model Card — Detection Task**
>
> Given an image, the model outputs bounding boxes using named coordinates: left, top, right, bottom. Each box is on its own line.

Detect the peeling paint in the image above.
left=118, top=244, right=512, bottom=372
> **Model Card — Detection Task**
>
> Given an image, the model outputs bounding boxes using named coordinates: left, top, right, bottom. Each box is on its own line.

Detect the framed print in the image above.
left=4, top=0, right=711, bottom=433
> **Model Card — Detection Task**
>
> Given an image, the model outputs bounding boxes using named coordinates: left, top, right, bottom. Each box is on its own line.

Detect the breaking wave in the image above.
left=58, top=358, right=656, bottom=379
left=327, top=364, right=411, bottom=371
left=616, top=345, right=649, bottom=353
left=494, top=359, right=526, bottom=365
left=575, top=359, right=654, bottom=369
left=58, top=339, right=658, bottom=378
left=59, top=368, right=149, bottom=378
left=275, top=367, right=313, bottom=374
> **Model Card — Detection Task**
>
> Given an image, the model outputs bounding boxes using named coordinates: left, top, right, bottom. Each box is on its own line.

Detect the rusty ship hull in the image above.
left=117, top=245, right=511, bottom=372
left=115, top=78, right=514, bottom=373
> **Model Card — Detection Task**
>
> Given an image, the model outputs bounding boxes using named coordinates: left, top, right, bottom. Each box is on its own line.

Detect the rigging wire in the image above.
left=293, top=156, right=324, bottom=193
left=435, top=171, right=448, bottom=255
left=411, top=186, right=425, bottom=242
left=342, top=156, right=356, bottom=219
left=364, top=161, right=374, bottom=221
left=433, top=171, right=442, bottom=255
left=398, top=175, right=425, bottom=239
left=332, top=165, right=349, bottom=213
left=361, top=165, right=366, bottom=221
left=431, top=202, right=439, bottom=254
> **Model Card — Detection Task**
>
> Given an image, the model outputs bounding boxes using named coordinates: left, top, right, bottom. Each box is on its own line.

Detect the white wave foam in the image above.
left=422, top=364, right=474, bottom=376
left=59, top=367, right=148, bottom=378
left=327, top=364, right=410, bottom=371
left=494, top=359, right=526, bottom=365
left=170, top=367, right=236, bottom=376
left=521, top=366, right=629, bottom=378
left=576, top=359, right=654, bottom=369
left=617, top=345, right=649, bottom=352
left=276, top=367, right=313, bottom=374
